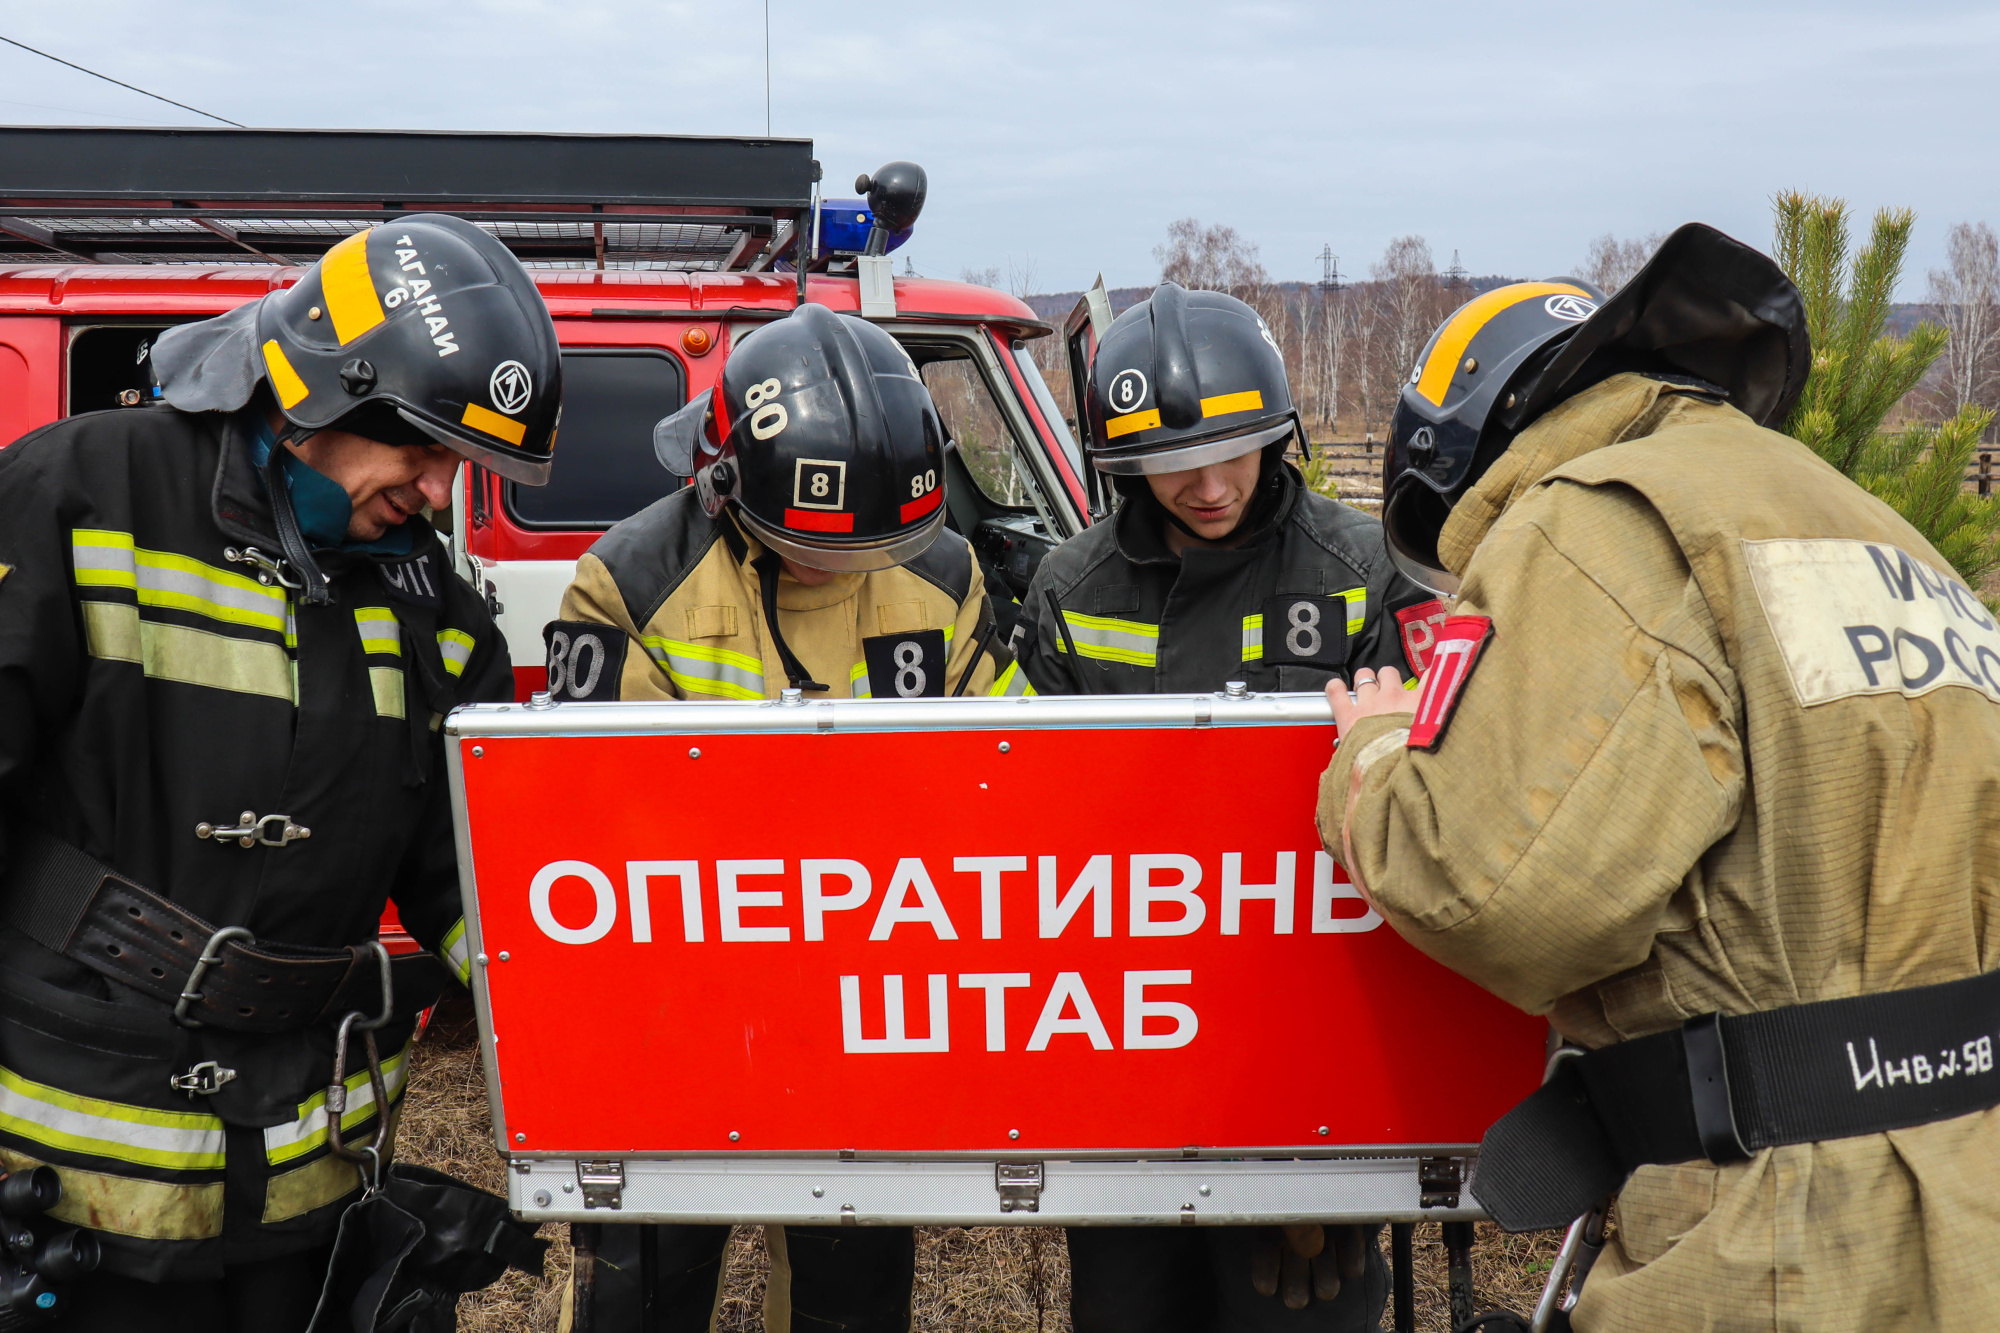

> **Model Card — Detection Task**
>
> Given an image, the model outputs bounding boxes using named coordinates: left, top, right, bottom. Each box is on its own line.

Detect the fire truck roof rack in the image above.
left=0, top=126, right=818, bottom=272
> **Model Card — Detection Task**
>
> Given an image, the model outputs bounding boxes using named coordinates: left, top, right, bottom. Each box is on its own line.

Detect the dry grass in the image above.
left=400, top=996, right=1564, bottom=1332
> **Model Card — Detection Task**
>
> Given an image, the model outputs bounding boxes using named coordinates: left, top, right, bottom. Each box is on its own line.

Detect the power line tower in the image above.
left=1444, top=248, right=1469, bottom=289
left=1318, top=244, right=1342, bottom=292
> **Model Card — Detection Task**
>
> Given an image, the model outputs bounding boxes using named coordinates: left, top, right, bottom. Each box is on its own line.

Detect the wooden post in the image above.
left=1980, top=449, right=1992, bottom=498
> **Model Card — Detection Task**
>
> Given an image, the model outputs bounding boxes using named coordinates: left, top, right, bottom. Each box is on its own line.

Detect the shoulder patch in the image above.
left=1395, top=599, right=1451, bottom=675
left=588, top=488, right=724, bottom=627
left=1407, top=615, right=1493, bottom=751
left=543, top=620, right=630, bottom=701
left=902, top=526, right=973, bottom=604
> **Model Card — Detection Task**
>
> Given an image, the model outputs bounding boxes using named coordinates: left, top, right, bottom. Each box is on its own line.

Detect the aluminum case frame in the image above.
left=445, top=690, right=1492, bottom=1226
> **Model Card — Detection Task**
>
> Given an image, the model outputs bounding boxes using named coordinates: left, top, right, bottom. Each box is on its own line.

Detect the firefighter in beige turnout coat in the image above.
left=1322, top=228, right=2000, bottom=1330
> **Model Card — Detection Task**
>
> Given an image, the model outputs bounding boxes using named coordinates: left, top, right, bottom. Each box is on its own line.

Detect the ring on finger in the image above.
left=1354, top=672, right=1377, bottom=687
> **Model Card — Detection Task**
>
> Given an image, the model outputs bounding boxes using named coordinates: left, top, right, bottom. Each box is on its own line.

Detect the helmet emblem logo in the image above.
left=1108, top=369, right=1148, bottom=415
left=489, top=360, right=533, bottom=415
left=1544, top=295, right=1597, bottom=323
left=794, top=459, right=847, bottom=511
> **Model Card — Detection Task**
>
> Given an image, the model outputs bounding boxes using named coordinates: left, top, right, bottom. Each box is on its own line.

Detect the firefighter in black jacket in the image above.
left=0, top=216, right=557, bottom=1331
left=1019, top=284, right=1425, bottom=1333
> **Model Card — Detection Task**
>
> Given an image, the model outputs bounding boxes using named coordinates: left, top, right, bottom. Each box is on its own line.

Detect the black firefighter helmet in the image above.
left=1382, top=222, right=1810, bottom=592
left=151, top=214, right=561, bottom=485
left=653, top=303, right=947, bottom=572
left=1085, top=282, right=1303, bottom=475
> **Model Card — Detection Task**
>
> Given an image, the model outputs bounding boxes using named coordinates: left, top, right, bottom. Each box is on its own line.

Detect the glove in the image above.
left=1250, top=1224, right=1371, bottom=1309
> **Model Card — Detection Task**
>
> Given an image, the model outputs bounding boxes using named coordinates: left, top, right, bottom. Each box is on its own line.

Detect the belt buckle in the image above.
left=172, top=924, right=257, bottom=1029
left=168, top=1060, right=238, bottom=1097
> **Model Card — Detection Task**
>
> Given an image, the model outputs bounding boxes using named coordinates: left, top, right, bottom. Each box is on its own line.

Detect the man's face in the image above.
left=285, top=426, right=461, bottom=541
left=1144, top=449, right=1263, bottom=544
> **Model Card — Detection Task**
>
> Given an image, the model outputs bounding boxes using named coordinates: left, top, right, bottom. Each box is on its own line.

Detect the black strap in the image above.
left=263, top=428, right=332, bottom=606
left=751, top=552, right=828, bottom=692
left=1473, top=968, right=2000, bottom=1231
left=951, top=612, right=999, bottom=699
left=1, top=826, right=445, bottom=1033
left=1041, top=588, right=1094, bottom=694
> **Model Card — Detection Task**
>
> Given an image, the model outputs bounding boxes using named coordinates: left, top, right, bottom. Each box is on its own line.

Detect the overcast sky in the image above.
left=2, top=1, right=1994, bottom=295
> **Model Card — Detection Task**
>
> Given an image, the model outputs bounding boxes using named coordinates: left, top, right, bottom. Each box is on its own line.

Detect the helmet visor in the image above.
left=1381, top=475, right=1460, bottom=596
left=399, top=408, right=553, bottom=486
left=736, top=504, right=947, bottom=574
left=1093, top=419, right=1295, bottom=476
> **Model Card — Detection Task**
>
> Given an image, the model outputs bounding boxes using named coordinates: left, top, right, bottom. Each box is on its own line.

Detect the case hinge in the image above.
left=1418, top=1156, right=1464, bottom=1209
left=996, top=1162, right=1043, bottom=1213
left=577, top=1160, right=625, bottom=1210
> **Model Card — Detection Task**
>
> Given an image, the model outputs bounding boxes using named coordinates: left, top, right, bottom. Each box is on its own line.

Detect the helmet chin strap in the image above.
left=751, top=552, right=829, bottom=692
left=265, top=422, right=332, bottom=606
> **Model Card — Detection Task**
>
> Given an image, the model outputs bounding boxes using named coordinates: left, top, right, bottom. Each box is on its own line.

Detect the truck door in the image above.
left=1063, top=276, right=1116, bottom=521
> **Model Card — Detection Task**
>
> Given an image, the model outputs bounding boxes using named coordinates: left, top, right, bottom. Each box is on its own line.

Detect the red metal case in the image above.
left=446, top=692, right=1545, bottom=1225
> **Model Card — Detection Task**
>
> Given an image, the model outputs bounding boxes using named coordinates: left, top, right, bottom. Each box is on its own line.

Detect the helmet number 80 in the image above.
left=909, top=469, right=937, bottom=498
left=745, top=378, right=789, bottom=440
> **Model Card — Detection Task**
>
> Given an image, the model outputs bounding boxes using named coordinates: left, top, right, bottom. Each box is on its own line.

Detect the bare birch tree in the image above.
left=1925, top=221, right=2000, bottom=419
left=1578, top=232, right=1665, bottom=292
left=1154, top=218, right=1269, bottom=295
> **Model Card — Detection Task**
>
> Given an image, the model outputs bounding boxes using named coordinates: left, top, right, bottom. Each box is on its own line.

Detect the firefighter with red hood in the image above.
left=0, top=217, right=553, bottom=1328
left=1325, top=225, right=2000, bottom=1329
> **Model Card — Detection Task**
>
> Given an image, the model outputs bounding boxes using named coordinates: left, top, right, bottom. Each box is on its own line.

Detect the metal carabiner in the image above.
left=172, top=925, right=256, bottom=1029
left=1528, top=1196, right=1611, bottom=1332
left=326, top=942, right=398, bottom=1176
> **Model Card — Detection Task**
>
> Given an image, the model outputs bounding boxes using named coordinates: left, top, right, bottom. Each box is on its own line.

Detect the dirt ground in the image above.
left=397, top=997, right=1565, bottom=1332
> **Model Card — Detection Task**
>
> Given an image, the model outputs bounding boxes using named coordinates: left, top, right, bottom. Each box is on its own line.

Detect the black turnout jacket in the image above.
left=0, top=405, right=509, bottom=1280
left=1017, top=464, right=1432, bottom=695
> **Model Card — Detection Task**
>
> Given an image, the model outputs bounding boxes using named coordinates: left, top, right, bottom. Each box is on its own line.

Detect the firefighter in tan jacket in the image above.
left=1320, top=227, right=2000, bottom=1330
left=547, top=303, right=1021, bottom=1333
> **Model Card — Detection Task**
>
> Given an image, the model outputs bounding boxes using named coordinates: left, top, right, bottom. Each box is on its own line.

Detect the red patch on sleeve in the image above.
left=1407, top=616, right=1493, bottom=751
left=1395, top=599, right=1451, bottom=675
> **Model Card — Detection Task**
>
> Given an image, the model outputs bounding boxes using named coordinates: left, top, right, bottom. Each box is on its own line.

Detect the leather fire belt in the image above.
left=1, top=826, right=446, bottom=1034
left=1474, top=968, right=2000, bottom=1231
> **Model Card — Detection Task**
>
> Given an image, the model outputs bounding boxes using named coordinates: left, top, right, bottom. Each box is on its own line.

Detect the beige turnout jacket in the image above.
left=1319, top=374, right=2000, bottom=1331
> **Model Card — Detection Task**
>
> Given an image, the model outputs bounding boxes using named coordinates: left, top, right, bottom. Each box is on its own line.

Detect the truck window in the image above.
left=504, top=348, right=686, bottom=529
left=68, top=322, right=193, bottom=416
left=915, top=348, right=1036, bottom=509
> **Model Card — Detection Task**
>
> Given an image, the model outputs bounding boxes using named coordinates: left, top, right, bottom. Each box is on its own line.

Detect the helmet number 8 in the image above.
left=1285, top=600, right=1322, bottom=658
left=745, top=377, right=789, bottom=441
left=910, top=469, right=937, bottom=498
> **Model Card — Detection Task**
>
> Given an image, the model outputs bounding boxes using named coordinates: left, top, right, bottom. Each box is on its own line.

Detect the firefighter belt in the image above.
left=1475, top=968, right=2000, bottom=1232
left=1, top=826, right=446, bottom=1032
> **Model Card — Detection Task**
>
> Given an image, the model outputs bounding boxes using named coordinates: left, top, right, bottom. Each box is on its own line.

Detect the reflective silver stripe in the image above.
left=987, top=660, right=1035, bottom=697
left=353, top=606, right=400, bottom=656
left=642, top=637, right=766, bottom=701
left=1057, top=611, right=1159, bottom=667
left=1241, top=614, right=1263, bottom=663
left=0, top=1063, right=225, bottom=1172
left=81, top=602, right=295, bottom=702
left=849, top=661, right=871, bottom=699
left=71, top=530, right=287, bottom=633
left=436, top=629, right=475, bottom=678
left=439, top=918, right=471, bottom=984
left=263, top=1045, right=410, bottom=1166
left=368, top=666, right=405, bottom=719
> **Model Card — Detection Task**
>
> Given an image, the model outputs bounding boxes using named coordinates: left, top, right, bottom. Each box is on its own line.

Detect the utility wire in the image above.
left=0, top=33, right=243, bottom=127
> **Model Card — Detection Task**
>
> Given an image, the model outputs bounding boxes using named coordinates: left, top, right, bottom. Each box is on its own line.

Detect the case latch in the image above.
left=996, top=1162, right=1043, bottom=1213
left=578, top=1160, right=625, bottom=1210
left=1418, top=1156, right=1464, bottom=1209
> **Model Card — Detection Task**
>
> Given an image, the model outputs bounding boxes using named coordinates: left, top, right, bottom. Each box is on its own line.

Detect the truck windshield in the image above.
left=1011, top=342, right=1085, bottom=479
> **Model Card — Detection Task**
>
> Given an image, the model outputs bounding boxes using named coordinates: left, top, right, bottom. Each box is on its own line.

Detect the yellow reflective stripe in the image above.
left=0, top=1146, right=222, bottom=1241
left=1241, top=613, right=1263, bottom=663
left=82, top=602, right=295, bottom=701
left=353, top=606, right=401, bottom=656
left=1056, top=610, right=1159, bottom=667
left=0, top=1065, right=224, bottom=1172
left=1202, top=389, right=1264, bottom=418
left=986, top=660, right=1035, bottom=697
left=1241, top=591, right=1366, bottom=662
left=368, top=666, right=405, bottom=719
left=849, top=660, right=872, bottom=699
left=1416, top=282, right=1592, bottom=407
left=262, top=1151, right=362, bottom=1224
left=263, top=1045, right=411, bottom=1166
left=440, top=918, right=471, bottom=985
left=462, top=401, right=527, bottom=446
left=436, top=628, right=475, bottom=678
left=72, top=530, right=288, bottom=633
left=643, top=637, right=766, bottom=701
left=261, top=340, right=309, bottom=409
left=1104, top=408, right=1160, bottom=440
left=319, top=229, right=385, bottom=346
